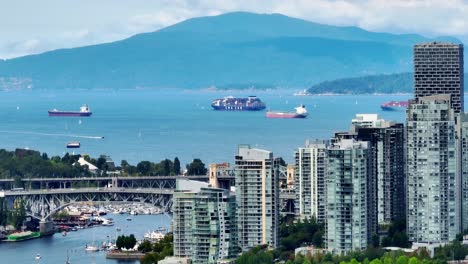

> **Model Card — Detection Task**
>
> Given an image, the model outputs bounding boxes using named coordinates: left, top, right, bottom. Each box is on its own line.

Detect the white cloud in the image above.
left=0, top=39, right=44, bottom=59
left=1, top=0, right=468, bottom=59
left=61, top=29, right=90, bottom=41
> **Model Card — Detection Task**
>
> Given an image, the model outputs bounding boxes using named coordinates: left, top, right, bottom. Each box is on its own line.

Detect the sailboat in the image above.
left=65, top=250, right=71, bottom=264
left=85, top=243, right=99, bottom=252
left=85, top=233, right=99, bottom=252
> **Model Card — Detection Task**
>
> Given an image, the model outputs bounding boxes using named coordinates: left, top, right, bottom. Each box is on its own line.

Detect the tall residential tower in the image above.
left=414, top=42, right=464, bottom=113
left=351, top=114, right=406, bottom=225
left=326, top=138, right=369, bottom=253
left=406, top=95, right=458, bottom=243
left=294, top=140, right=328, bottom=223
left=235, top=145, right=279, bottom=251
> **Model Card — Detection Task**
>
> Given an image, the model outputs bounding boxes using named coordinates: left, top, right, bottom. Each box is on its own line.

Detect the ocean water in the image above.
left=0, top=89, right=409, bottom=166
left=0, top=213, right=171, bottom=264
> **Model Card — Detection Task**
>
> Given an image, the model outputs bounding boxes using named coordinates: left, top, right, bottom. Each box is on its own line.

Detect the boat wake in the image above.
left=0, top=130, right=104, bottom=139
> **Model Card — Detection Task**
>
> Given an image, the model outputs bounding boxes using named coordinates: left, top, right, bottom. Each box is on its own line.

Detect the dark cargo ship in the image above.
left=211, top=96, right=266, bottom=111
left=48, top=105, right=92, bottom=117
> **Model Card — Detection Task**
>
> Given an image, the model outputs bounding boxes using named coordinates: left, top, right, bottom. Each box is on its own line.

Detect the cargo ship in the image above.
left=211, top=96, right=266, bottom=111
left=48, top=104, right=92, bottom=117
left=380, top=101, right=408, bottom=111
left=66, top=142, right=80, bottom=148
left=5, top=231, right=41, bottom=242
left=266, top=105, right=308, bottom=118
left=293, top=89, right=312, bottom=96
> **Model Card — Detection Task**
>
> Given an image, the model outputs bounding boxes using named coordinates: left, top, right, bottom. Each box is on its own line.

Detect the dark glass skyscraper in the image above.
left=414, top=42, right=464, bottom=113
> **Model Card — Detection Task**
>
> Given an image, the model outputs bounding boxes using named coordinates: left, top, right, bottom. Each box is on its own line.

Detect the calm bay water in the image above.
left=0, top=89, right=411, bottom=263
left=0, top=89, right=409, bottom=165
left=0, top=213, right=171, bottom=264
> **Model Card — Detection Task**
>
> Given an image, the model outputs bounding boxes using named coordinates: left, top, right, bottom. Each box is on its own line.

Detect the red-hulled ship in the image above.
left=380, top=101, right=408, bottom=111
left=48, top=105, right=92, bottom=117
left=266, top=105, right=308, bottom=118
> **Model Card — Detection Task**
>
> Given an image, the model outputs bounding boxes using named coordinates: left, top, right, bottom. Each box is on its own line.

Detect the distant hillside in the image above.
left=0, top=12, right=462, bottom=90
left=308, top=73, right=467, bottom=94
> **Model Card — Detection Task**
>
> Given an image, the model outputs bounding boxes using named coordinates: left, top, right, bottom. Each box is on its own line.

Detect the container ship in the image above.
left=211, top=96, right=266, bottom=111
left=48, top=105, right=92, bottom=117
left=66, top=142, right=80, bottom=148
left=380, top=101, right=408, bottom=111
left=266, top=105, right=308, bottom=118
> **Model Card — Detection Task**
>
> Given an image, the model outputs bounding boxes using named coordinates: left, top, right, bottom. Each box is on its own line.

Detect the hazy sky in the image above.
left=1, top=0, right=467, bottom=59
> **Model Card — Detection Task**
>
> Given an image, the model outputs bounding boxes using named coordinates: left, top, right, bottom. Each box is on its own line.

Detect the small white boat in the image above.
left=35, top=253, right=41, bottom=260
left=101, top=219, right=114, bottom=226
left=144, top=230, right=165, bottom=242
left=85, top=244, right=99, bottom=252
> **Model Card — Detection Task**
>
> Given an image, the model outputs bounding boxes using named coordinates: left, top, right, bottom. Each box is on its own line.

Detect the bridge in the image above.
left=2, top=187, right=174, bottom=220
left=0, top=171, right=295, bottom=230
left=1, top=187, right=174, bottom=235
left=0, top=175, right=234, bottom=190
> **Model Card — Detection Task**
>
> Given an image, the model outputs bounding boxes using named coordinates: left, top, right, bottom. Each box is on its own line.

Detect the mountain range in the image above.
left=0, top=12, right=463, bottom=90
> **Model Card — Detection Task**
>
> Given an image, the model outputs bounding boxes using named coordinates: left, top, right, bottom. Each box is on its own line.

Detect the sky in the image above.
left=1, top=0, right=467, bottom=59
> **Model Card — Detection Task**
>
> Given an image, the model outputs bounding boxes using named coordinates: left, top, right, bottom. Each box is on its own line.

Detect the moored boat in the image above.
left=144, top=230, right=165, bottom=242
left=5, top=231, right=41, bottom=242
left=380, top=101, right=408, bottom=111
left=48, top=105, right=92, bottom=117
left=266, top=105, right=308, bottom=119
left=85, top=244, right=99, bottom=252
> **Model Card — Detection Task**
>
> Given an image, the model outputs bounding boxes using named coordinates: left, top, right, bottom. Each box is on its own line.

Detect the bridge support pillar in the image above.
left=112, top=177, right=118, bottom=188
left=39, top=220, right=55, bottom=236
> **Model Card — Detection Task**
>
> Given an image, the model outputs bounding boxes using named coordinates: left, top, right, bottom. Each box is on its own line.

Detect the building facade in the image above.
left=173, top=180, right=238, bottom=263
left=235, top=145, right=279, bottom=251
left=325, top=139, right=369, bottom=253
left=351, top=114, right=406, bottom=225
left=456, top=113, right=468, bottom=232
left=209, top=163, right=233, bottom=188
left=406, top=95, right=458, bottom=243
left=414, top=42, right=464, bottom=113
left=294, top=140, right=328, bottom=223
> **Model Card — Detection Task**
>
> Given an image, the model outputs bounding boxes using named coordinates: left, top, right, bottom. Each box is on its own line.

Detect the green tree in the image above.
left=116, top=234, right=137, bottom=250
left=173, top=157, right=180, bottom=175
left=396, top=255, right=409, bottom=264
left=371, top=234, right=380, bottom=247
left=236, top=245, right=273, bottom=264
left=162, top=159, right=172, bottom=175
left=137, top=161, right=152, bottom=175
left=408, top=257, right=419, bottom=264
left=0, top=198, right=7, bottom=226
left=138, top=240, right=152, bottom=253
left=186, top=159, right=207, bottom=175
